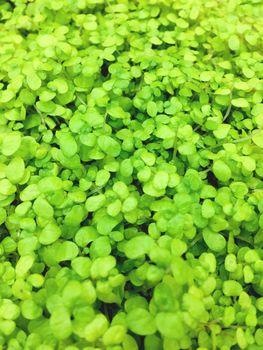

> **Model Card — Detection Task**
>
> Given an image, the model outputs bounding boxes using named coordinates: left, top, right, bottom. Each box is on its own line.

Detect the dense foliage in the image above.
left=0, top=0, right=263, bottom=349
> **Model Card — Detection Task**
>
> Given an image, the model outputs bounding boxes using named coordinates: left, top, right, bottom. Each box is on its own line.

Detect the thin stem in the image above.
left=223, top=104, right=231, bottom=122
left=204, top=129, right=262, bottom=151
left=223, top=92, right=232, bottom=122
left=76, top=94, right=87, bottom=106
left=235, top=236, right=253, bottom=247
left=194, top=124, right=201, bottom=132
left=251, top=188, right=263, bottom=192
left=196, top=141, right=206, bottom=149
left=87, top=186, right=103, bottom=197
left=34, top=106, right=45, bottom=125
left=188, top=235, right=202, bottom=248
left=200, top=167, right=212, bottom=174
left=232, top=129, right=261, bottom=143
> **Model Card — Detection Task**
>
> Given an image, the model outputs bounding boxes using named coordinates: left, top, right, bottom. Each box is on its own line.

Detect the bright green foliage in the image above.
left=124, top=235, right=154, bottom=259
left=50, top=307, right=72, bottom=340
left=223, top=280, right=243, bottom=297
left=102, top=325, right=126, bottom=345
left=213, top=160, right=232, bottom=182
left=156, top=312, right=185, bottom=339
left=98, top=135, right=121, bottom=157
left=0, top=0, right=262, bottom=349
left=39, top=223, right=61, bottom=245
left=127, top=309, right=156, bottom=336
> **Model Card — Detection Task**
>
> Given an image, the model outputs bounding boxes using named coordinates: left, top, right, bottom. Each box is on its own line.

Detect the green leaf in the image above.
left=84, top=314, right=109, bottom=342
left=0, top=300, right=20, bottom=320
left=2, top=133, right=21, bottom=156
left=200, top=71, right=213, bottom=81
left=178, top=142, right=196, bottom=155
left=26, top=73, right=41, bottom=91
left=85, top=194, right=106, bottom=212
left=234, top=81, right=250, bottom=91
left=5, top=157, right=25, bottom=184
left=5, top=108, right=26, bottom=121
left=49, top=78, right=68, bottom=94
left=232, top=98, right=249, bottom=108
left=37, top=34, right=57, bottom=47
left=241, top=156, right=256, bottom=172
left=223, top=280, right=242, bottom=296
left=75, top=226, right=98, bottom=247
left=71, top=256, right=91, bottom=278
left=33, top=198, right=54, bottom=218
left=228, top=35, right=240, bottom=51
left=203, top=229, right=226, bottom=252
left=0, top=179, right=16, bottom=196
left=212, top=160, right=232, bottom=182
left=155, top=125, right=175, bottom=139
left=156, top=312, right=185, bottom=339
left=127, top=308, right=156, bottom=335
left=84, top=108, right=104, bottom=128
left=213, top=124, right=231, bottom=139
left=252, top=130, right=263, bottom=148
left=96, top=215, right=119, bottom=235
left=0, top=208, right=7, bottom=225
left=102, top=325, right=126, bottom=346
left=90, top=256, right=116, bottom=279
left=107, top=105, right=128, bottom=119
left=153, top=171, right=169, bottom=190
left=90, top=237, right=111, bottom=258
left=50, top=307, right=72, bottom=340
left=39, top=223, right=61, bottom=245
left=38, top=176, right=63, bottom=193
left=147, top=101, right=158, bottom=117
left=124, top=235, right=154, bottom=259
left=242, top=67, right=255, bottom=78
left=36, top=100, right=56, bottom=113
left=21, top=299, right=42, bottom=320
left=39, top=89, right=56, bottom=101
left=214, top=88, right=231, bottom=95
left=143, top=182, right=165, bottom=197
left=0, top=90, right=15, bottom=103
left=57, top=131, right=78, bottom=157
left=201, top=199, right=215, bottom=219
left=15, top=255, right=34, bottom=277
left=20, top=184, right=40, bottom=201
left=98, top=135, right=121, bottom=157
left=56, top=241, right=79, bottom=261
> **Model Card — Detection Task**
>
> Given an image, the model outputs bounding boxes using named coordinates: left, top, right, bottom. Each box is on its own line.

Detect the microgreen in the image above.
left=0, top=0, right=262, bottom=349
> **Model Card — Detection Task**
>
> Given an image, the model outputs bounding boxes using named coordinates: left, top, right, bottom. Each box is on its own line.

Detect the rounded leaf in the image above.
left=127, top=308, right=156, bottom=335
left=212, top=160, right=231, bottom=182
